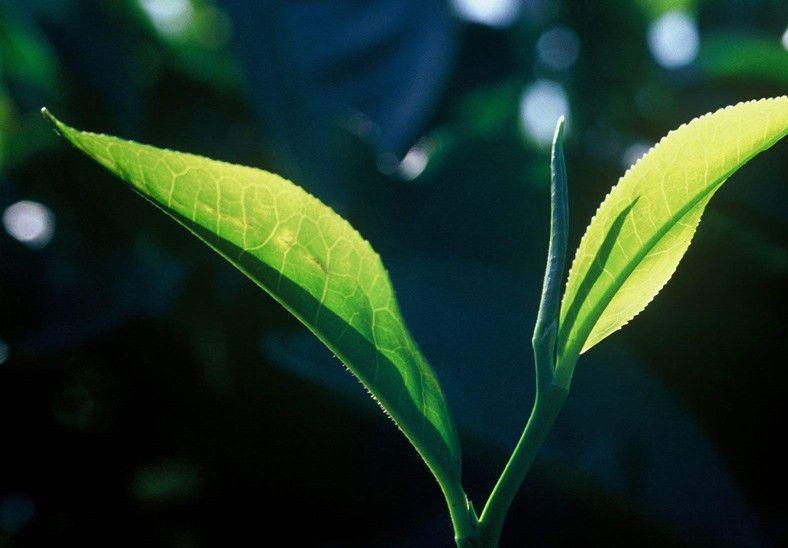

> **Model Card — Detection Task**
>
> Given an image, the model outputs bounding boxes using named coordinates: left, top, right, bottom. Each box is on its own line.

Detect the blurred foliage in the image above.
left=1, top=0, right=787, bottom=546
left=700, top=32, right=788, bottom=85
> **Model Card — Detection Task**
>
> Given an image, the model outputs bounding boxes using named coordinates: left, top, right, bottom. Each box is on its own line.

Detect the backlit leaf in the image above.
left=42, top=110, right=463, bottom=494
left=556, top=97, right=788, bottom=380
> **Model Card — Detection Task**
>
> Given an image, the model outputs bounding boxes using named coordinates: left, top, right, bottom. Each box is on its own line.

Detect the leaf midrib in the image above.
left=559, top=180, right=721, bottom=364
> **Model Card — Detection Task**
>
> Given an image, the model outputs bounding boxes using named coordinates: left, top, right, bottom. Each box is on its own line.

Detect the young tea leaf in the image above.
left=556, top=97, right=788, bottom=383
left=532, top=117, right=568, bottom=384
left=42, top=110, right=463, bottom=495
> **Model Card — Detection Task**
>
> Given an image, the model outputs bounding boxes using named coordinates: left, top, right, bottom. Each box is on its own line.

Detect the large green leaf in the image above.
left=42, top=110, right=462, bottom=494
left=556, top=97, right=788, bottom=382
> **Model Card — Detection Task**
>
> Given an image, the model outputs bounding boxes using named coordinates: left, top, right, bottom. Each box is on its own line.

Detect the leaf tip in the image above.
left=41, top=107, right=66, bottom=137
left=553, top=115, right=565, bottom=144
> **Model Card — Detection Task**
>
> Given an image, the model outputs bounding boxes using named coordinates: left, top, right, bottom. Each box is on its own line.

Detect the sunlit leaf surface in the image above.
left=43, top=110, right=462, bottom=488
left=557, top=97, right=788, bottom=372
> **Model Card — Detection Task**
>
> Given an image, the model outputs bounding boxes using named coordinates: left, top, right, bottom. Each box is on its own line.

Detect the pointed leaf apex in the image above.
left=553, top=116, right=565, bottom=141
left=41, top=108, right=66, bottom=137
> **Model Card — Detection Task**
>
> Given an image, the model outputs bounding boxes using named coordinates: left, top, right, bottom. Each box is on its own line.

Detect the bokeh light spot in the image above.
left=398, top=138, right=434, bottom=181
left=2, top=200, right=55, bottom=249
left=622, top=141, right=652, bottom=169
left=138, top=0, right=194, bottom=39
left=647, top=10, right=699, bottom=69
left=537, top=26, right=580, bottom=71
left=450, top=0, right=522, bottom=28
left=519, top=80, right=570, bottom=147
left=782, top=27, right=788, bottom=51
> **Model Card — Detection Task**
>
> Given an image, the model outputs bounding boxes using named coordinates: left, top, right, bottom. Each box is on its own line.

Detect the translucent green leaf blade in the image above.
left=557, top=97, right=788, bottom=374
left=42, top=110, right=462, bottom=487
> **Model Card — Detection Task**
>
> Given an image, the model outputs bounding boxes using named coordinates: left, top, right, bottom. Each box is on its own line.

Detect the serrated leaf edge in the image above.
left=558, top=96, right=787, bottom=362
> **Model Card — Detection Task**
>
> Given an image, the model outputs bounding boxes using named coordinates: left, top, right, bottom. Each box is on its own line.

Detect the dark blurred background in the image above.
left=1, top=0, right=786, bottom=546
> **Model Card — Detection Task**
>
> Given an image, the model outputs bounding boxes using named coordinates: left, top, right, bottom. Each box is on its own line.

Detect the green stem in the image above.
left=474, top=117, right=571, bottom=546
left=476, top=375, right=567, bottom=546
left=440, top=479, right=479, bottom=546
